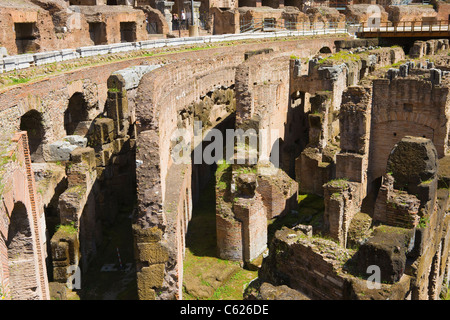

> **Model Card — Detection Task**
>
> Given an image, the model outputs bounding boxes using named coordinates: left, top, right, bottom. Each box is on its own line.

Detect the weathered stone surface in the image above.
left=347, top=212, right=372, bottom=248
left=386, top=136, right=438, bottom=207
left=355, top=225, right=413, bottom=284
left=136, top=242, right=169, bottom=265
left=49, top=282, right=67, bottom=300
left=43, top=141, right=79, bottom=162
left=70, top=147, right=96, bottom=170
left=137, top=264, right=165, bottom=290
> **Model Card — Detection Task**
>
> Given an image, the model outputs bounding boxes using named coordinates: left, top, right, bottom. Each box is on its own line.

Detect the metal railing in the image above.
left=357, top=20, right=450, bottom=34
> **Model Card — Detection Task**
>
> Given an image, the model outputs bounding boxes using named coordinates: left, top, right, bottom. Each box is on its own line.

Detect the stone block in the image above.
left=3, top=56, right=17, bottom=72
left=15, top=54, right=34, bottom=70
left=77, top=45, right=110, bottom=58
left=386, top=136, right=438, bottom=204
left=0, top=47, right=7, bottom=58
left=335, top=153, right=366, bottom=183
left=430, top=68, right=442, bottom=85
left=136, top=242, right=169, bottom=264
left=53, top=266, right=70, bottom=283
left=133, top=225, right=163, bottom=243
left=137, top=285, right=156, bottom=300
left=61, top=49, right=80, bottom=61
left=235, top=172, right=257, bottom=197
left=108, top=65, right=162, bottom=91
left=64, top=135, right=88, bottom=148
left=138, top=40, right=156, bottom=50
left=43, top=140, right=79, bottom=162
left=70, top=121, right=92, bottom=136
left=51, top=241, right=70, bottom=263
left=95, top=143, right=114, bottom=167
left=137, top=264, right=165, bottom=289
left=58, top=188, right=84, bottom=224
left=356, top=225, right=413, bottom=283
left=70, top=147, right=96, bottom=170
left=387, top=68, right=399, bottom=80
left=109, top=42, right=134, bottom=54
left=90, top=118, right=115, bottom=146
left=33, top=51, right=62, bottom=66
left=49, top=282, right=68, bottom=300
left=67, top=166, right=93, bottom=187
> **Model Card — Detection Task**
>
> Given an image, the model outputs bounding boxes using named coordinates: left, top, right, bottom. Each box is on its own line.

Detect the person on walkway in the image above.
left=172, top=12, right=179, bottom=30
left=181, top=10, right=187, bottom=30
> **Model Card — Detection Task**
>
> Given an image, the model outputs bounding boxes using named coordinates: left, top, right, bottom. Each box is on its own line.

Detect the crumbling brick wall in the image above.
left=369, top=73, right=450, bottom=184
left=133, top=38, right=338, bottom=299
left=0, top=132, right=49, bottom=300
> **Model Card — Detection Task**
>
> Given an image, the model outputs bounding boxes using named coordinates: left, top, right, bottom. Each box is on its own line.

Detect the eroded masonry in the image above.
left=2, top=13, right=450, bottom=299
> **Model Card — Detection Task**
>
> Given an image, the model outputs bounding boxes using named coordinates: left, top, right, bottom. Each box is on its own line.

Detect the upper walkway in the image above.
left=355, top=20, right=450, bottom=38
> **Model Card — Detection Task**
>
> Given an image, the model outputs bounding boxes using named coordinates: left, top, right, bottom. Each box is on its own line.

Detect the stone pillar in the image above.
left=156, top=1, right=175, bottom=32
left=184, top=0, right=200, bottom=36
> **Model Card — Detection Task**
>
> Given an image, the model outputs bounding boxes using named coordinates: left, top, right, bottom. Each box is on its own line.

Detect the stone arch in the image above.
left=64, top=92, right=89, bottom=136
left=134, top=57, right=238, bottom=300
left=261, top=0, right=280, bottom=8
left=372, top=111, right=440, bottom=132
left=369, top=106, right=444, bottom=185
left=319, top=46, right=332, bottom=54
left=20, top=109, right=45, bottom=163
left=6, top=202, right=40, bottom=300
left=369, top=120, right=435, bottom=186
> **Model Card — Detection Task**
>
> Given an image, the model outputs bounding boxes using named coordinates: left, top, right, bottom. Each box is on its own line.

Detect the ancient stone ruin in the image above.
left=1, top=0, right=450, bottom=303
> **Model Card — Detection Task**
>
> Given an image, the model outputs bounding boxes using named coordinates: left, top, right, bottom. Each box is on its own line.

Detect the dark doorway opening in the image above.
left=120, top=22, right=137, bottom=43
left=89, top=22, right=107, bottom=45
left=20, top=110, right=45, bottom=163
left=65, top=93, right=89, bottom=136
left=15, top=23, right=39, bottom=54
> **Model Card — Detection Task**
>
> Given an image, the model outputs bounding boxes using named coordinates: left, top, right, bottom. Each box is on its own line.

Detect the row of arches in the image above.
left=19, top=92, right=90, bottom=163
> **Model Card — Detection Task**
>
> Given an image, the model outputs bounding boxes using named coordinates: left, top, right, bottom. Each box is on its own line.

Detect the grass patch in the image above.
left=267, top=193, right=325, bottom=243
left=55, top=221, right=78, bottom=235
left=183, top=167, right=257, bottom=300
left=318, top=50, right=361, bottom=64
left=10, top=77, right=30, bottom=84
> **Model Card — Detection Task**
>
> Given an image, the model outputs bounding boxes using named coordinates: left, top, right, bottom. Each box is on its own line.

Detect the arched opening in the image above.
left=319, top=46, right=332, bottom=54
left=6, top=202, right=39, bottom=300
left=64, top=93, right=89, bottom=136
left=361, top=176, right=383, bottom=216
left=261, top=0, right=280, bottom=8
left=20, top=110, right=45, bottom=163
left=182, top=87, right=245, bottom=299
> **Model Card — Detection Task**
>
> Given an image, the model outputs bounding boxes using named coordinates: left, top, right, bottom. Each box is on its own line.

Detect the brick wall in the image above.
left=0, top=132, right=49, bottom=299
left=133, top=37, right=340, bottom=299
left=369, top=77, right=449, bottom=183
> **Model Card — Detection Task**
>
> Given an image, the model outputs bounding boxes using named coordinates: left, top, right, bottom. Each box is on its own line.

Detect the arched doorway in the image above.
left=6, top=202, right=40, bottom=300
left=64, top=93, right=89, bottom=136
left=319, top=46, right=332, bottom=54
left=20, top=110, right=45, bottom=163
